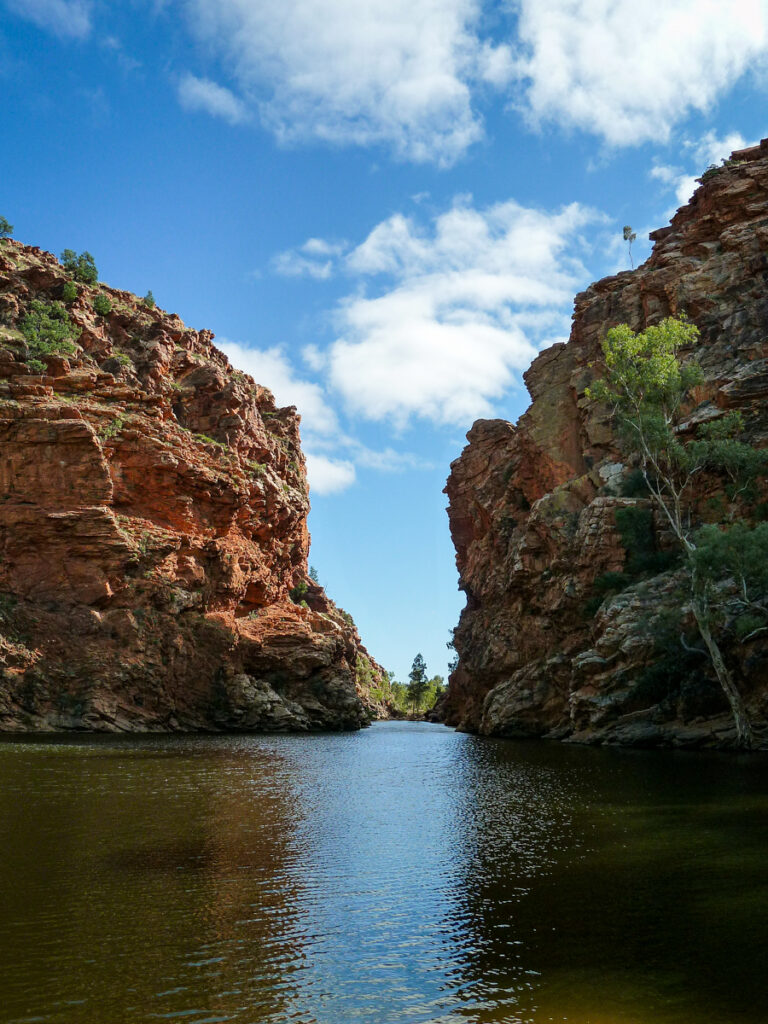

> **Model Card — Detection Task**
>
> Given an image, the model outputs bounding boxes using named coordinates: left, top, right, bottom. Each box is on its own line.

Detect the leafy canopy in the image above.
left=61, top=249, right=98, bottom=284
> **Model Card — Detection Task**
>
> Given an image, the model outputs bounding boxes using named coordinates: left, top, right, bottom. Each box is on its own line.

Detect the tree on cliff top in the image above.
left=587, top=316, right=768, bottom=748
left=0, top=216, right=13, bottom=240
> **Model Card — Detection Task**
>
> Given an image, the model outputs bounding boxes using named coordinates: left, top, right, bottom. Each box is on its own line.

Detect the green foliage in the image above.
left=143, top=290, right=156, bottom=309
left=61, top=281, right=78, bottom=304
left=587, top=316, right=768, bottom=746
left=0, top=215, right=14, bottom=239
left=99, top=415, right=125, bottom=441
left=194, top=433, right=227, bottom=448
left=619, top=467, right=649, bottom=497
left=92, top=293, right=112, bottom=316
left=309, top=565, right=320, bottom=584
left=615, top=505, right=679, bottom=575
left=61, top=249, right=98, bottom=284
left=691, top=522, right=768, bottom=641
left=289, top=581, right=308, bottom=604
left=113, top=351, right=133, bottom=367
left=19, top=300, right=79, bottom=370
left=407, top=652, right=429, bottom=711
left=699, top=159, right=744, bottom=183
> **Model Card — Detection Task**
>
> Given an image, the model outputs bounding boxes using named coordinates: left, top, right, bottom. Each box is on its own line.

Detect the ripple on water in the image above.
left=1, top=723, right=768, bottom=1024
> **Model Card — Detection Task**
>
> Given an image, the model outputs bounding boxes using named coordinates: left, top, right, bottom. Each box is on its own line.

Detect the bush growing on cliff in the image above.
left=0, top=216, right=13, bottom=239
left=143, top=290, right=156, bottom=309
left=61, top=281, right=78, bottom=304
left=587, top=316, right=768, bottom=747
left=92, top=293, right=112, bottom=316
left=20, top=300, right=79, bottom=373
left=61, top=249, right=98, bottom=284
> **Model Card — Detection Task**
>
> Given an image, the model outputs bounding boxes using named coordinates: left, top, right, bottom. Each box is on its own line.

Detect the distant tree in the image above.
left=407, top=653, right=429, bottom=712
left=424, top=674, right=445, bottom=708
left=623, top=225, right=637, bottom=269
left=61, top=249, right=98, bottom=284
left=309, top=565, right=320, bottom=584
left=0, top=215, right=13, bottom=240
left=61, top=281, right=78, bottom=303
left=143, top=289, right=156, bottom=309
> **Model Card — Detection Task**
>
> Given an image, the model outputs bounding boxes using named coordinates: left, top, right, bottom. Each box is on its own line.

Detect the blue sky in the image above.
left=2, top=0, right=768, bottom=683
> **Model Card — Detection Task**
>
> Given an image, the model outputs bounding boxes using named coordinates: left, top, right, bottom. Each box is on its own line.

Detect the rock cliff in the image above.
left=443, top=140, right=768, bottom=749
left=0, top=241, right=385, bottom=732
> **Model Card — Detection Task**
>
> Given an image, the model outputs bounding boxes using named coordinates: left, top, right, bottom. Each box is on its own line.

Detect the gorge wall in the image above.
left=443, top=140, right=768, bottom=749
left=0, top=242, right=385, bottom=732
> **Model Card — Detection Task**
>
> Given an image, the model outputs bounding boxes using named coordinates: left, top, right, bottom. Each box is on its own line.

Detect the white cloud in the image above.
left=182, top=0, right=512, bottom=165
left=323, top=198, right=600, bottom=427
left=219, top=339, right=339, bottom=436
left=651, top=129, right=754, bottom=206
left=304, top=454, right=356, bottom=495
left=177, top=73, right=249, bottom=124
left=272, top=237, right=348, bottom=280
left=6, top=0, right=91, bottom=38
left=512, top=0, right=768, bottom=145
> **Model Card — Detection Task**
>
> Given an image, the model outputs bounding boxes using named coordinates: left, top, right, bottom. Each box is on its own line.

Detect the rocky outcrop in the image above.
left=0, top=241, right=385, bottom=732
left=443, top=141, right=768, bottom=749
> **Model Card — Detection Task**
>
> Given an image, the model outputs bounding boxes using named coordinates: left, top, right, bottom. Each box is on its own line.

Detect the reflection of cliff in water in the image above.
left=0, top=736, right=313, bottom=1024
left=447, top=739, right=768, bottom=1024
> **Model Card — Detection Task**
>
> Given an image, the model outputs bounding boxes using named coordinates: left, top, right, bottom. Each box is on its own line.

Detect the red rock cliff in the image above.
left=443, top=141, right=768, bottom=749
left=0, top=242, right=385, bottom=732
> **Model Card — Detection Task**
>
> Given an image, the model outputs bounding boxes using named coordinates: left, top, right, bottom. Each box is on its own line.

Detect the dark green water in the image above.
left=1, top=721, right=767, bottom=1024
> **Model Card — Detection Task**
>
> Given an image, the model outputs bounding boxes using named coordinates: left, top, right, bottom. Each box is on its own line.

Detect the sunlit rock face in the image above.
left=443, top=140, right=768, bottom=749
left=0, top=242, right=384, bottom=732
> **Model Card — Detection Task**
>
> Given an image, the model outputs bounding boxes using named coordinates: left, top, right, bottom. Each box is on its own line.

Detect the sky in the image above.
left=2, top=0, right=768, bottom=683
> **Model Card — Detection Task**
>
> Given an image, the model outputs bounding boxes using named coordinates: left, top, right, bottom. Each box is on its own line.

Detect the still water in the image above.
left=1, top=721, right=767, bottom=1024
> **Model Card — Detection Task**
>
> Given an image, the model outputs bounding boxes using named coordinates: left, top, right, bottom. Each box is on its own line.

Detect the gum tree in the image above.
left=587, top=316, right=768, bottom=747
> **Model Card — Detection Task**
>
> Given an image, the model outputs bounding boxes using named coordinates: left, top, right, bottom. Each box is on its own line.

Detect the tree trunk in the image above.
left=691, top=597, right=754, bottom=749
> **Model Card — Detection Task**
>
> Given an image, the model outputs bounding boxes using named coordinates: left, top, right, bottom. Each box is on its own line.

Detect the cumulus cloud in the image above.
left=6, top=0, right=92, bottom=38
left=272, top=238, right=348, bottom=280
left=181, top=0, right=513, bottom=164
left=651, top=130, right=754, bottom=206
left=177, top=73, right=249, bottom=124
left=303, top=454, right=356, bottom=495
left=512, top=0, right=768, bottom=145
left=323, top=198, right=600, bottom=427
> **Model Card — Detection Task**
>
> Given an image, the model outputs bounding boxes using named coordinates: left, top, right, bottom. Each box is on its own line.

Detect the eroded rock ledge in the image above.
left=0, top=242, right=384, bottom=732
left=442, top=140, right=768, bottom=749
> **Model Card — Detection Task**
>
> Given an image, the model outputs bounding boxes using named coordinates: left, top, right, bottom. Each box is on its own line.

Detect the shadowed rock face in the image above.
left=0, top=243, right=384, bottom=732
left=443, top=140, right=768, bottom=750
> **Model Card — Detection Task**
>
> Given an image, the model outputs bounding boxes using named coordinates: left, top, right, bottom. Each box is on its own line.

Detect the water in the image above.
left=1, top=722, right=767, bottom=1024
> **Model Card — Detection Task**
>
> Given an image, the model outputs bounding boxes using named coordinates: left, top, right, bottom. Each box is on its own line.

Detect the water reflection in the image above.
left=0, top=726, right=767, bottom=1024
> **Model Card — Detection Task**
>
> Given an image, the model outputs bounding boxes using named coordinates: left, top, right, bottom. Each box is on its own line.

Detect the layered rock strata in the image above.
left=0, top=242, right=384, bottom=732
left=443, top=140, right=768, bottom=749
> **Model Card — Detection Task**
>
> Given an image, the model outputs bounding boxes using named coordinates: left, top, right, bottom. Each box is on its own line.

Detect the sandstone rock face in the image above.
left=443, top=141, right=768, bottom=749
left=0, top=242, right=385, bottom=732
